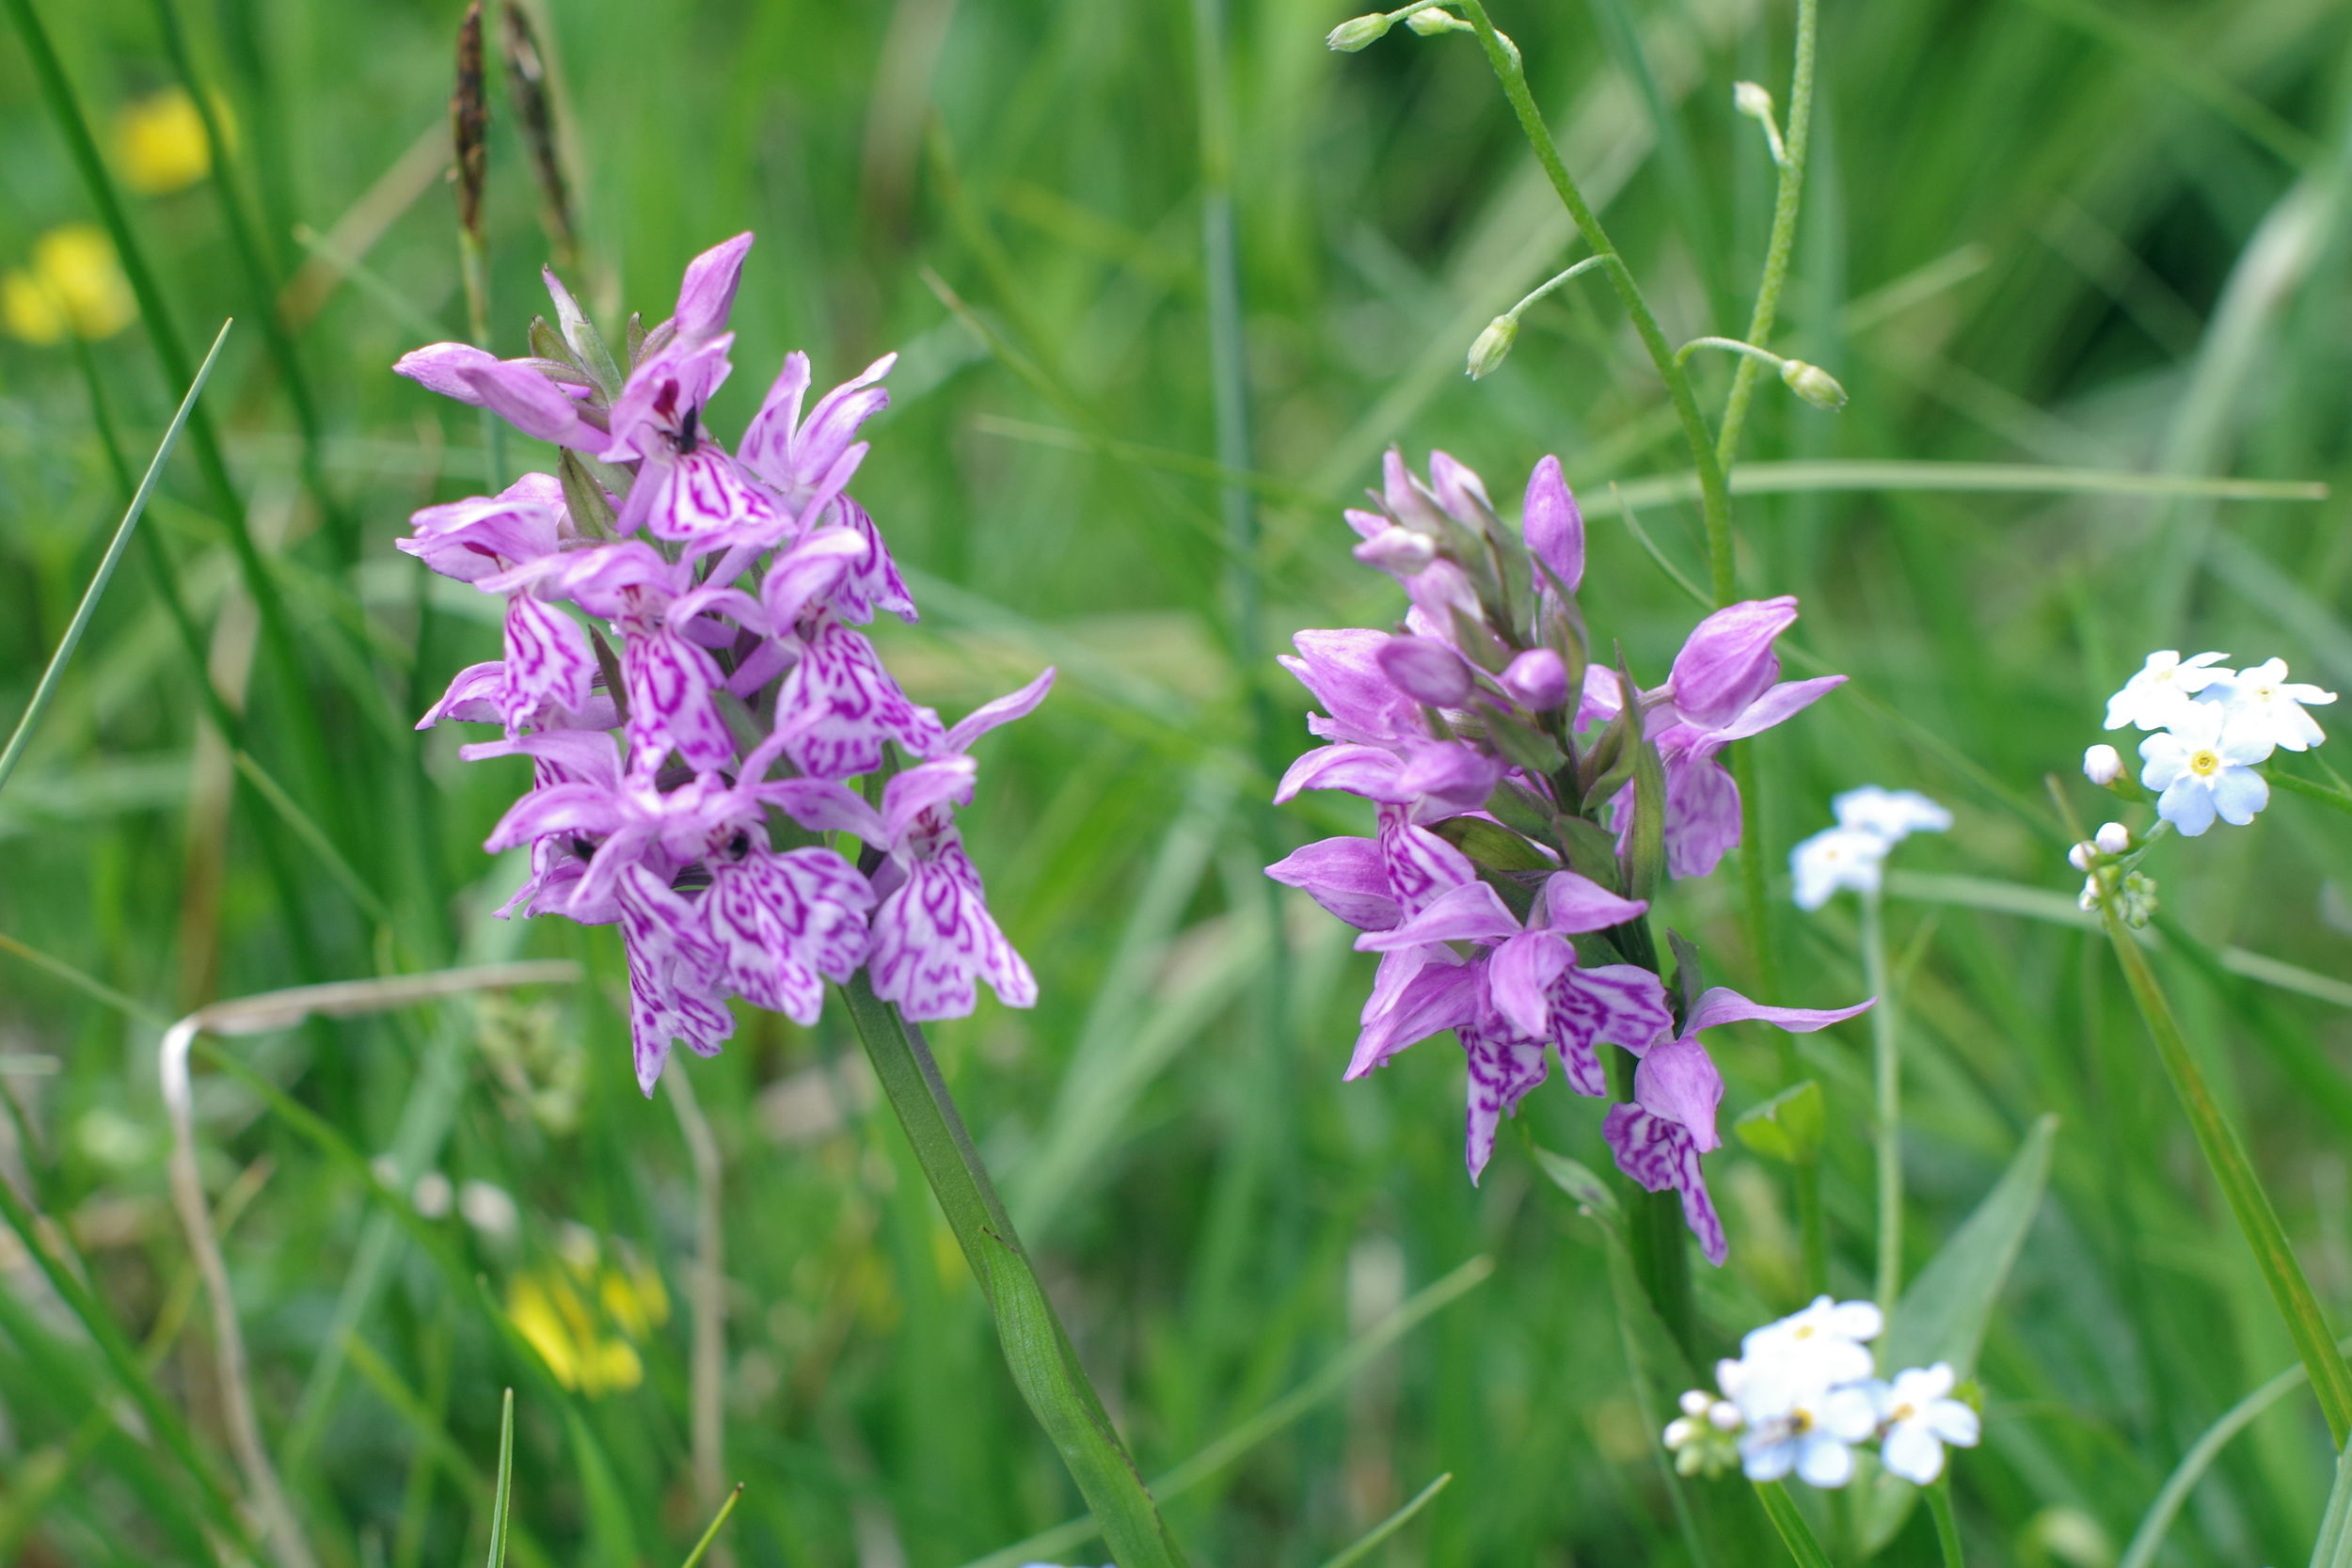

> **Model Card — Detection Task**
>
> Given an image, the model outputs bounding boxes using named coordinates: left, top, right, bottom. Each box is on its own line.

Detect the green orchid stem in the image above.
left=1755, top=1480, right=1836, bottom=1568
left=834, top=975, right=1189, bottom=1568
left=1925, top=1477, right=1964, bottom=1567
left=1455, top=0, right=1738, bottom=605
left=1717, top=0, right=1819, bottom=469
left=1861, top=886, right=1902, bottom=1320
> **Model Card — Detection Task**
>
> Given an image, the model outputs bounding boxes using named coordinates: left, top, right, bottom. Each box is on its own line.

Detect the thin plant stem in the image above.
left=2055, top=780, right=2352, bottom=1441
left=1716, top=0, right=1820, bottom=467
left=1678, top=334, right=1788, bottom=371
left=1925, top=1478, right=1965, bottom=1567
left=834, top=975, right=1189, bottom=1568
left=1861, top=886, right=1902, bottom=1316
left=1503, top=252, right=1622, bottom=320
left=0, top=321, right=230, bottom=799
left=1754, top=1480, right=1836, bottom=1568
left=1316, top=1473, right=1452, bottom=1568
left=664, top=1069, right=730, bottom=1566
left=1796, top=1157, right=1828, bottom=1294
left=1454, top=0, right=1739, bottom=604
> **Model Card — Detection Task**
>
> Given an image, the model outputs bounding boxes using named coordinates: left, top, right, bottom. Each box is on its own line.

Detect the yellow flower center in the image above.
left=2188, top=748, right=2221, bottom=778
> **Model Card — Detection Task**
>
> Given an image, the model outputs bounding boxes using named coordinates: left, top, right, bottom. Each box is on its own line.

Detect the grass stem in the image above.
left=1861, top=886, right=1902, bottom=1317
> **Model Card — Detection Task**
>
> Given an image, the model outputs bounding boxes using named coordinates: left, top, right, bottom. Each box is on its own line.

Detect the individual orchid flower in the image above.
left=1605, top=990, right=1871, bottom=1263
left=739, top=351, right=916, bottom=625
left=865, top=672, right=1055, bottom=1021
left=2138, top=701, right=2271, bottom=836
left=1869, top=1363, right=1981, bottom=1484
left=2103, top=649, right=2231, bottom=732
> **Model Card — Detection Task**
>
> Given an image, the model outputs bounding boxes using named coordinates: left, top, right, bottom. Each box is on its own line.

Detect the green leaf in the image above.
left=1755, top=1481, right=1836, bottom=1568
left=1623, top=732, right=1666, bottom=902
left=1557, top=816, right=1628, bottom=890
left=1533, top=1148, right=1622, bottom=1228
left=1862, top=1114, right=2057, bottom=1551
left=485, top=1390, right=516, bottom=1568
left=2313, top=1440, right=2352, bottom=1568
left=1734, top=1081, right=1825, bottom=1165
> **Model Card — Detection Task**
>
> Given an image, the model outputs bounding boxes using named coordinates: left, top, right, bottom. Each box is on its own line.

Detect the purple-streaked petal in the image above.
left=795, top=356, right=896, bottom=482
left=703, top=845, right=873, bottom=1023
left=1663, top=752, right=1743, bottom=880
left=1603, top=1103, right=1726, bottom=1265
left=1279, top=628, right=1422, bottom=747
left=868, top=842, right=1034, bottom=1020
left=760, top=528, right=869, bottom=629
left=1265, top=836, right=1402, bottom=932
left=1354, top=879, right=1522, bottom=951
left=672, top=231, right=755, bottom=343
left=1521, top=454, right=1583, bottom=594
left=482, top=781, right=627, bottom=852
left=755, top=778, right=889, bottom=845
left=616, top=446, right=778, bottom=545
left=1489, top=929, right=1570, bottom=1037
left=943, top=667, right=1055, bottom=755
left=822, top=499, right=918, bottom=626
left=623, top=626, right=736, bottom=775
left=1540, top=870, right=1647, bottom=934
left=1376, top=802, right=1475, bottom=912
left=774, top=617, right=947, bottom=780
left=881, top=757, right=979, bottom=844
left=617, top=863, right=734, bottom=1094
left=501, top=594, right=596, bottom=727
left=1393, top=738, right=1504, bottom=813
left=1684, top=986, right=1875, bottom=1037
left=1552, top=963, right=1672, bottom=1078
left=1633, top=1036, right=1725, bottom=1150
left=1462, top=1017, right=1549, bottom=1180
left=1347, top=957, right=1483, bottom=1079
left=1668, top=596, right=1798, bottom=732
left=738, top=352, right=813, bottom=482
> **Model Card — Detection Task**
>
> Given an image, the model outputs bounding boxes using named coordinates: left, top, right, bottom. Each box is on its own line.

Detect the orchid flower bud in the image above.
left=2095, top=821, right=2132, bottom=855
left=1327, top=12, right=1391, bottom=51
left=1501, top=648, right=1569, bottom=710
left=1780, top=359, right=1848, bottom=410
left=1466, top=313, right=1518, bottom=379
left=1521, top=454, right=1583, bottom=594
left=1377, top=634, right=1474, bottom=707
left=1667, top=595, right=1797, bottom=730
left=2083, top=743, right=2123, bottom=786
left=1352, top=525, right=1437, bottom=577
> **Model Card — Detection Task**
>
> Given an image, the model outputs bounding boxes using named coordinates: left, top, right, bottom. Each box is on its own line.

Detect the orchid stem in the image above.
left=834, top=975, right=1190, bottom=1567
left=1862, top=885, right=1902, bottom=1320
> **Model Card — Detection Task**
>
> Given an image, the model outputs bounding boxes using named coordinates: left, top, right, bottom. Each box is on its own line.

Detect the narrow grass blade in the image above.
left=2314, top=1439, right=2352, bottom=1567
left=678, top=1484, right=742, bottom=1568
left=836, top=974, right=1189, bottom=1568
left=341, top=1339, right=551, bottom=1568
left=1316, top=1473, right=1451, bottom=1568
left=486, top=1389, right=516, bottom=1568
left=1573, top=460, right=2328, bottom=515
left=1755, top=1481, right=1836, bottom=1568
left=1927, top=1480, right=1967, bottom=1568
left=2118, top=1337, right=2352, bottom=1568
left=0, top=930, right=169, bottom=1024
left=956, top=1255, right=1492, bottom=1568
left=0, top=319, right=231, bottom=800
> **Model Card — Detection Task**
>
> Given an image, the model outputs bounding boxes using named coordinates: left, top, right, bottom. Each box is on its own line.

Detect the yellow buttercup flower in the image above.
left=114, top=87, right=228, bottom=196
left=503, top=1241, right=671, bottom=1398
left=2, top=226, right=136, bottom=345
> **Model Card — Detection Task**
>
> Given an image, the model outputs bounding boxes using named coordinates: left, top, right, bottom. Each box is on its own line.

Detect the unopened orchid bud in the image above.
left=1406, top=5, right=1470, bottom=33
left=1377, top=634, right=1475, bottom=707
left=2094, top=821, right=2132, bottom=855
left=2067, top=841, right=2096, bottom=872
left=2083, top=743, right=2123, bottom=786
left=1466, top=313, right=1518, bottom=379
left=1733, top=81, right=1774, bottom=120
left=1780, top=359, right=1848, bottom=410
left=1667, top=595, right=1797, bottom=730
left=1327, top=12, right=1391, bottom=50
left=1502, top=648, right=1569, bottom=710
left=1352, top=525, right=1437, bottom=577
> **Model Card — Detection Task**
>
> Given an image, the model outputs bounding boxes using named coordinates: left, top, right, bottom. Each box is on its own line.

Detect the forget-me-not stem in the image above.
left=1456, top=0, right=1739, bottom=604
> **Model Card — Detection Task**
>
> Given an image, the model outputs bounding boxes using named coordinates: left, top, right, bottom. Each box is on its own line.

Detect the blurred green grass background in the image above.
left=5, top=0, right=2352, bottom=1562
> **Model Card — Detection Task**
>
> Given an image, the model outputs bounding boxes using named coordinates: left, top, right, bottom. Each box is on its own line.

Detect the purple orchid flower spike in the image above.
left=1605, top=986, right=1873, bottom=1264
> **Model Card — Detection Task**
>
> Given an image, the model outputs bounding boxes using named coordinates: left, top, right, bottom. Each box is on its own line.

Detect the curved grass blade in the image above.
left=0, top=320, right=231, bottom=800
left=486, top=1388, right=516, bottom=1568
left=1755, top=1481, right=1835, bottom=1568
left=678, top=1483, right=743, bottom=1568
left=1316, top=1473, right=1451, bottom=1568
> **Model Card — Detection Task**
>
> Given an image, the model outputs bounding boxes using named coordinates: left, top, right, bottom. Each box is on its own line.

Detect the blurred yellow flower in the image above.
left=2, top=226, right=136, bottom=345
left=503, top=1243, right=670, bottom=1398
left=114, top=87, right=228, bottom=195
